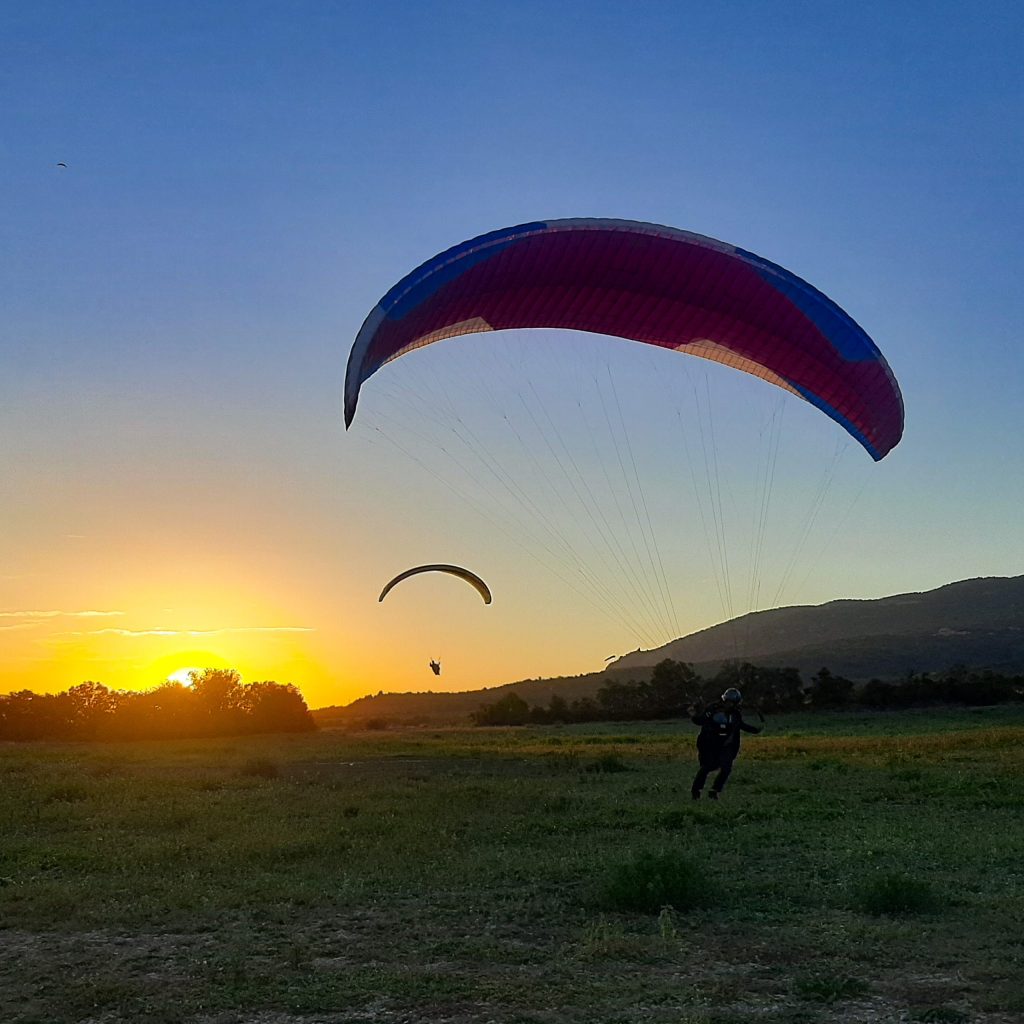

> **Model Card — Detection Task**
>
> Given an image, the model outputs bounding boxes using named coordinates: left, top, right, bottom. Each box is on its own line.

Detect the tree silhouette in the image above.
left=0, top=671, right=315, bottom=741
left=471, top=693, right=530, bottom=726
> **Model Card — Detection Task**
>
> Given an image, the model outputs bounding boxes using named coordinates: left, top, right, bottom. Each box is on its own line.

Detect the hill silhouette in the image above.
left=608, top=575, right=1024, bottom=674
left=314, top=575, right=1024, bottom=726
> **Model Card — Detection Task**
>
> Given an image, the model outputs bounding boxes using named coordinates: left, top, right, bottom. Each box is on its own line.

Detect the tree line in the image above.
left=471, top=660, right=1024, bottom=725
left=0, top=669, right=316, bottom=741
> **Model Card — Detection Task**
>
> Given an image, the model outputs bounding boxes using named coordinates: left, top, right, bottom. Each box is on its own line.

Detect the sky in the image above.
left=2, top=1, right=1023, bottom=709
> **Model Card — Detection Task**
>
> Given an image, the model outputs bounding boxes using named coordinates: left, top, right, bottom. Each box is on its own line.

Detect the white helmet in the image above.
left=721, top=687, right=742, bottom=703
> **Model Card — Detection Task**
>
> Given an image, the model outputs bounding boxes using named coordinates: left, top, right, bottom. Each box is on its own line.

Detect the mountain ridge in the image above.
left=608, top=575, right=1024, bottom=670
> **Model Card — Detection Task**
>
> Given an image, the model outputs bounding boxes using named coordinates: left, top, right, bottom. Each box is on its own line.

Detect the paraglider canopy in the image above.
left=378, top=564, right=492, bottom=605
left=345, top=218, right=903, bottom=460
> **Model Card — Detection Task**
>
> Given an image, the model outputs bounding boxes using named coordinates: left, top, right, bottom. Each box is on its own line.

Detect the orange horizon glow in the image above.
left=0, top=559, right=634, bottom=710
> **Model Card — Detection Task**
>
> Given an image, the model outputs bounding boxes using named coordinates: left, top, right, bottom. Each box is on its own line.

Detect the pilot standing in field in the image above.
left=690, top=688, right=761, bottom=800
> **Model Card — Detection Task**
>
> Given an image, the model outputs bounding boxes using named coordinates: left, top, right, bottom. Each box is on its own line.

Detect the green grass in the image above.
left=598, top=849, right=707, bottom=913
left=794, top=973, right=870, bottom=1003
left=853, top=869, right=939, bottom=915
left=0, top=707, right=1022, bottom=1022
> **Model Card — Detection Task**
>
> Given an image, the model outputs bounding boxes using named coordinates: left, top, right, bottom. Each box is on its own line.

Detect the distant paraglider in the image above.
left=378, top=566, right=489, bottom=677
left=378, top=564, right=492, bottom=604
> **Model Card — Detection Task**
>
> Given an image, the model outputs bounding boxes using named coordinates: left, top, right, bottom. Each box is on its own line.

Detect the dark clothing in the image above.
left=690, top=702, right=760, bottom=795
left=692, top=759, right=734, bottom=794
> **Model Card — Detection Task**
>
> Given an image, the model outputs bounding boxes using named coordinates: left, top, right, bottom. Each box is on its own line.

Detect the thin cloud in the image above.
left=0, top=610, right=125, bottom=619
left=60, top=625, right=315, bottom=638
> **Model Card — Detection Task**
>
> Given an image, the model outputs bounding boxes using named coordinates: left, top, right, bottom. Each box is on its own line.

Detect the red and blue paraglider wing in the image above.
left=345, top=219, right=903, bottom=460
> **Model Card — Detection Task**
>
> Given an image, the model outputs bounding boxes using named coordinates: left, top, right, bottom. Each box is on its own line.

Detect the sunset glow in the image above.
left=166, top=667, right=201, bottom=687
left=3, top=3, right=1023, bottom=714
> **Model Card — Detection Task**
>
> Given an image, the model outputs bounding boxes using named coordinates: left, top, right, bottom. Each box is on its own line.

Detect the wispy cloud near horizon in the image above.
left=57, top=625, right=316, bottom=638
left=0, top=610, right=126, bottom=620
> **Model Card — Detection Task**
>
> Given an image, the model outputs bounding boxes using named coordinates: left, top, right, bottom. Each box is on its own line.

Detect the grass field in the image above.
left=2, top=706, right=1022, bottom=1024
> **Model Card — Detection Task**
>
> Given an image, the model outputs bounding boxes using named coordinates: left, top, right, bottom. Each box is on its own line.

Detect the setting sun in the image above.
left=166, top=667, right=201, bottom=686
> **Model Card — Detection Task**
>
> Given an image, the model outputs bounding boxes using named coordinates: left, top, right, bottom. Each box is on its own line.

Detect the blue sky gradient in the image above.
left=2, top=2, right=1022, bottom=704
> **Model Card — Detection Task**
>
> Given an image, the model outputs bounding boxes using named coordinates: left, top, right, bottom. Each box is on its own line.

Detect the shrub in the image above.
left=854, top=870, right=938, bottom=915
left=577, top=916, right=631, bottom=957
left=471, top=693, right=530, bottom=726
left=795, top=974, right=869, bottom=1003
left=598, top=849, right=706, bottom=913
left=44, top=784, right=89, bottom=804
left=657, top=807, right=729, bottom=830
left=911, top=1009, right=969, bottom=1023
left=585, top=753, right=631, bottom=773
left=240, top=757, right=280, bottom=779
left=657, top=810, right=691, bottom=830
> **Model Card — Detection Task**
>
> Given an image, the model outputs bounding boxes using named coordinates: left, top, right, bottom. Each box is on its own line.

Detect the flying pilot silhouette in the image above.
left=429, top=660, right=441, bottom=677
